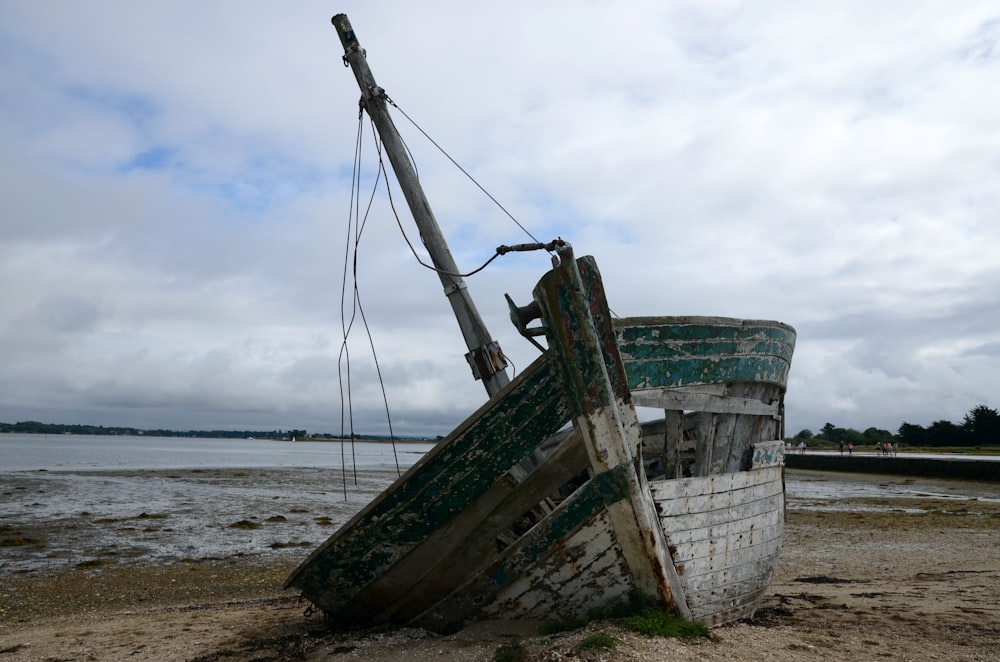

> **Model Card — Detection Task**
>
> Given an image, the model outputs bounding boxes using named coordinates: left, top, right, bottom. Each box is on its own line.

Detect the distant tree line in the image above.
left=0, top=420, right=296, bottom=440
left=0, top=421, right=433, bottom=442
left=793, top=404, right=1000, bottom=448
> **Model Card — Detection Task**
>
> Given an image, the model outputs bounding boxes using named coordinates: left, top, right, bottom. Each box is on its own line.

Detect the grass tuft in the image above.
left=578, top=633, right=618, bottom=650
left=623, top=608, right=710, bottom=639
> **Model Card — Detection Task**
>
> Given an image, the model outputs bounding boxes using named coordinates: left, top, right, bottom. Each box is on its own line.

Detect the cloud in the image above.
left=1, top=1, right=999, bottom=438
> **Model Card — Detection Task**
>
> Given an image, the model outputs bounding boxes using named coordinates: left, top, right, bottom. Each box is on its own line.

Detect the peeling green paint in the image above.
left=286, top=354, right=571, bottom=613
left=487, top=464, right=629, bottom=589
left=623, top=355, right=791, bottom=390
left=614, top=318, right=795, bottom=390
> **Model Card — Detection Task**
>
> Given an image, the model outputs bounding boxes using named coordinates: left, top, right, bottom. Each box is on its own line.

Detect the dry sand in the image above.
left=2, top=470, right=998, bottom=661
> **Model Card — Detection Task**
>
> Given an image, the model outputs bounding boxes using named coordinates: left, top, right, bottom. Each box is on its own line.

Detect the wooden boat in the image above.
left=285, top=15, right=796, bottom=631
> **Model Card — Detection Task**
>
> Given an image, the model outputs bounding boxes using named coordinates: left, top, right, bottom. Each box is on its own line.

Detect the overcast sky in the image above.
left=2, top=1, right=997, bottom=438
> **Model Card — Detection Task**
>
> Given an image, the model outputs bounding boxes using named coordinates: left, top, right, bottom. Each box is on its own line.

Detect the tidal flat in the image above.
left=0, top=467, right=398, bottom=576
left=1, top=468, right=998, bottom=660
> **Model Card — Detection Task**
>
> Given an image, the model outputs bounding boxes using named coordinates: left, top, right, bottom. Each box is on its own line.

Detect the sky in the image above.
left=1, top=1, right=998, bottom=438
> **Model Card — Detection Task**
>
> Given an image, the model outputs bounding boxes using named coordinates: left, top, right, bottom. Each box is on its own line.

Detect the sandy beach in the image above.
left=2, top=469, right=998, bottom=661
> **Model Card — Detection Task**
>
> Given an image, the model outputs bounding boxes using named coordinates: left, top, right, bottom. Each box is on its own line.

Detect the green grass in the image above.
left=578, top=633, right=619, bottom=650
left=623, top=608, right=710, bottom=639
left=539, top=594, right=710, bottom=642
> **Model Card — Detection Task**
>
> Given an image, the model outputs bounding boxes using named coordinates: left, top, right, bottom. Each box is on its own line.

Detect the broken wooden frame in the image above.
left=286, top=244, right=795, bottom=630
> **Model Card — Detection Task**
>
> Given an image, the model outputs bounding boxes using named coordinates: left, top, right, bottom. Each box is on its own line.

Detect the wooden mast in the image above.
left=331, top=14, right=511, bottom=397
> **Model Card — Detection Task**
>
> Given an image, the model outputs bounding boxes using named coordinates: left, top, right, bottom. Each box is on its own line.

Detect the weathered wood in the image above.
left=686, top=576, right=773, bottom=623
left=659, top=503, right=783, bottom=548
left=751, top=440, right=785, bottom=468
left=692, top=411, right=717, bottom=477
left=285, top=353, right=570, bottom=617
left=414, top=466, right=637, bottom=629
left=614, top=317, right=795, bottom=392
left=676, top=525, right=783, bottom=574
left=649, top=465, right=782, bottom=514
left=480, top=510, right=634, bottom=620
left=664, top=410, right=685, bottom=479
left=648, top=465, right=785, bottom=624
left=533, top=249, right=690, bottom=618
left=332, top=14, right=509, bottom=395
left=363, top=428, right=590, bottom=624
left=631, top=389, right=779, bottom=416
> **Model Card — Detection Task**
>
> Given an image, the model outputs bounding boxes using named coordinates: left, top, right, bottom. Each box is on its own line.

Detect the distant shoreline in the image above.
left=785, top=450, right=1000, bottom=482
left=0, top=428, right=437, bottom=443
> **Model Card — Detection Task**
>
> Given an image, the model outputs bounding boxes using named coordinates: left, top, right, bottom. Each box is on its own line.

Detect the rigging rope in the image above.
left=388, top=97, right=543, bottom=248
left=335, top=109, right=403, bottom=499
left=335, top=93, right=556, bottom=496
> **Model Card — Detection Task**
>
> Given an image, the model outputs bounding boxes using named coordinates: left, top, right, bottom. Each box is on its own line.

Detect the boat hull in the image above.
left=286, top=250, right=795, bottom=631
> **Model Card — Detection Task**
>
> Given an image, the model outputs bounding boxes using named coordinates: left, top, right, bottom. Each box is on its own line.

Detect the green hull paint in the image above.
left=285, top=354, right=571, bottom=614
left=487, top=464, right=629, bottom=589
left=615, top=317, right=795, bottom=390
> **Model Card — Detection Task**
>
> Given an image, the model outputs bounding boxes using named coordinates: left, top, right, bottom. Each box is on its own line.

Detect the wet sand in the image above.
left=1, top=469, right=998, bottom=660
left=0, top=467, right=396, bottom=575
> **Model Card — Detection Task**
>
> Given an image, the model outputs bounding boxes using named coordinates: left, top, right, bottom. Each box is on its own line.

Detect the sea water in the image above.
left=2, top=434, right=996, bottom=575
left=0, top=434, right=432, bottom=472
left=0, top=434, right=432, bottom=574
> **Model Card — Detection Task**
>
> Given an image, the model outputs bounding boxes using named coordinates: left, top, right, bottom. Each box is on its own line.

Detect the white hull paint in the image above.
left=650, top=460, right=785, bottom=624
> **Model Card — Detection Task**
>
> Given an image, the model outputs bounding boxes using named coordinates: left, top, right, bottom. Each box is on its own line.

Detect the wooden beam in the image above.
left=631, top=389, right=779, bottom=417
left=361, top=428, right=590, bottom=624
left=285, top=354, right=569, bottom=617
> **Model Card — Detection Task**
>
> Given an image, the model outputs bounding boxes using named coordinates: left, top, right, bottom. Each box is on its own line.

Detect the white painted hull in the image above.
left=650, top=459, right=784, bottom=624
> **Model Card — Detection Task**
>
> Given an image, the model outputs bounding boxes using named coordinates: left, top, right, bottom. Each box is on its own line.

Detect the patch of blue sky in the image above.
left=512, top=187, right=584, bottom=243
left=65, top=84, right=160, bottom=127
left=120, top=146, right=176, bottom=173
left=182, top=156, right=332, bottom=213
left=958, top=17, right=1000, bottom=64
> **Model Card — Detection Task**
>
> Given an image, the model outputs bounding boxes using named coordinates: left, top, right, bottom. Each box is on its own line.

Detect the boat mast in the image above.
left=332, top=14, right=511, bottom=398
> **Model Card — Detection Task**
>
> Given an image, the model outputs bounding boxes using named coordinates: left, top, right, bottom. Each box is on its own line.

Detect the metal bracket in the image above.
left=465, top=341, right=508, bottom=381
left=505, top=294, right=547, bottom=353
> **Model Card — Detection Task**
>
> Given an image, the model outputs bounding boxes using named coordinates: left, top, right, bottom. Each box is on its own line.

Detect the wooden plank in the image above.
left=625, top=356, right=794, bottom=394
left=660, top=493, right=783, bottom=550
left=684, top=558, right=783, bottom=597
left=649, top=465, right=783, bottom=504
left=614, top=317, right=796, bottom=360
left=751, top=440, right=785, bottom=468
left=533, top=252, right=690, bottom=618
left=285, top=353, right=571, bottom=617
left=413, top=465, right=634, bottom=630
left=614, top=317, right=796, bottom=392
left=631, top=389, right=779, bottom=416
left=663, top=505, right=783, bottom=547
left=664, top=410, right=684, bottom=479
left=677, top=532, right=784, bottom=626
left=687, top=579, right=773, bottom=623
left=692, top=568, right=778, bottom=609
left=648, top=462, right=785, bottom=626
left=361, top=428, right=591, bottom=624
left=709, top=383, right=785, bottom=474
left=669, top=520, right=784, bottom=567
left=482, top=510, right=636, bottom=621
left=692, top=411, right=716, bottom=477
